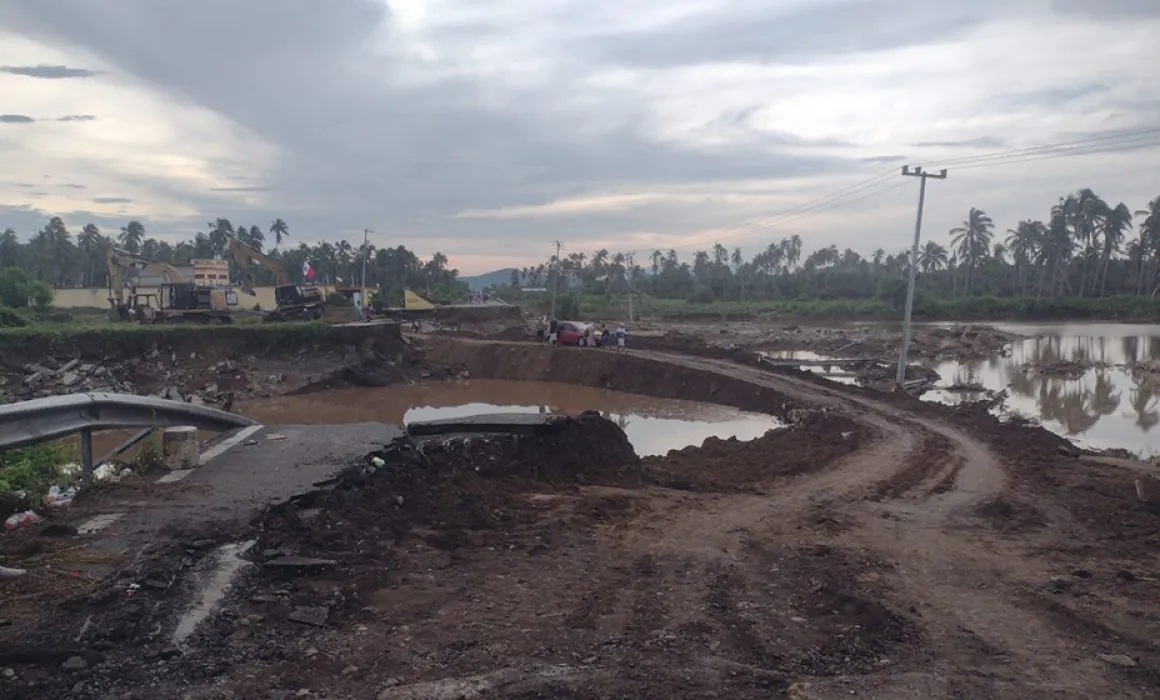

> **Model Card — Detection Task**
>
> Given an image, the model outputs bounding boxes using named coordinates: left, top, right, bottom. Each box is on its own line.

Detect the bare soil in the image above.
left=2, top=332, right=1160, bottom=698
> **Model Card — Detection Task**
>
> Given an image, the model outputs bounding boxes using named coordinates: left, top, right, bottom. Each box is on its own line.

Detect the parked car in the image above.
left=556, top=321, right=590, bottom=346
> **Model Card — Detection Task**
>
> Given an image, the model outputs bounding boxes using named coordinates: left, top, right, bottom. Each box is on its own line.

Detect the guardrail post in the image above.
left=81, top=428, right=94, bottom=473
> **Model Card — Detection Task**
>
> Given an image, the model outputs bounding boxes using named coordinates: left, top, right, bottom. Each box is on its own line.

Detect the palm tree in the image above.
left=917, top=241, right=948, bottom=273
left=1136, top=196, right=1160, bottom=294
left=118, top=220, right=145, bottom=255
left=1005, top=220, right=1044, bottom=296
left=1038, top=211, right=1074, bottom=299
left=76, top=224, right=102, bottom=287
left=269, top=219, right=289, bottom=247
left=1099, top=202, right=1132, bottom=296
left=206, top=219, right=235, bottom=258
left=949, top=207, right=994, bottom=295
left=248, top=225, right=265, bottom=252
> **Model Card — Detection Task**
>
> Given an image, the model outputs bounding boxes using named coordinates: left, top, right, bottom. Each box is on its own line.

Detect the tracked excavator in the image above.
left=105, top=248, right=235, bottom=324
left=226, top=237, right=325, bottom=321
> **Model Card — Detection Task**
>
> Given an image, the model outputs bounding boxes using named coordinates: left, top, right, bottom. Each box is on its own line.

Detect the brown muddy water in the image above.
left=777, top=322, right=1160, bottom=455
left=238, top=379, right=783, bottom=457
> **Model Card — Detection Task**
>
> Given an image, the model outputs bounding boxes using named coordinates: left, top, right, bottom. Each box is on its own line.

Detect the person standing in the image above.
left=548, top=317, right=559, bottom=346
left=615, top=323, right=627, bottom=350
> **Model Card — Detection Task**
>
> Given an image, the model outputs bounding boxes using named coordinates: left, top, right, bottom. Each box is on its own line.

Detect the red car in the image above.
left=555, top=321, right=590, bottom=346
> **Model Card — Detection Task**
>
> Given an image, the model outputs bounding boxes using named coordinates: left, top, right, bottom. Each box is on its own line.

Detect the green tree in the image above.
left=118, top=220, right=145, bottom=255
left=1099, top=202, right=1132, bottom=296
left=0, top=267, right=53, bottom=307
left=269, top=218, right=289, bottom=247
left=917, top=241, right=948, bottom=273
left=950, top=207, right=994, bottom=296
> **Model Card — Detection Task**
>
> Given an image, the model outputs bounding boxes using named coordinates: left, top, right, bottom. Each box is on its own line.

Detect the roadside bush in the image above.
left=0, top=267, right=52, bottom=308
left=687, top=284, right=715, bottom=304
left=0, top=305, right=29, bottom=327
left=0, top=388, right=75, bottom=503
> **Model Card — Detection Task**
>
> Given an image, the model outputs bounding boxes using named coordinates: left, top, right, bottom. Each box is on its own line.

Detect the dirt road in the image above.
left=2, top=337, right=1158, bottom=699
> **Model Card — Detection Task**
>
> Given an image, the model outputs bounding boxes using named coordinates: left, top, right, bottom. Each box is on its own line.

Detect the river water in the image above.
left=237, top=380, right=782, bottom=457
left=781, top=322, right=1160, bottom=455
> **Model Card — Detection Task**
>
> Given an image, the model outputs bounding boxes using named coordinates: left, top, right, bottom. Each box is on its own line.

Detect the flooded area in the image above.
left=779, top=322, right=1160, bottom=455
left=238, top=379, right=782, bottom=457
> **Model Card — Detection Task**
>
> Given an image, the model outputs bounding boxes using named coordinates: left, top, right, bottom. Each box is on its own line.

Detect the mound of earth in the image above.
left=645, top=412, right=865, bottom=492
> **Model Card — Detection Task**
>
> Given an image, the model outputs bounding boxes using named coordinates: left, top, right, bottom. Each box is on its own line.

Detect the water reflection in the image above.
left=238, top=380, right=782, bottom=457
left=924, top=323, right=1160, bottom=453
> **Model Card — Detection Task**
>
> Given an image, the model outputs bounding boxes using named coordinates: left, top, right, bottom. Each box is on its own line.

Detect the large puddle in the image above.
left=238, top=380, right=782, bottom=456
left=780, top=322, right=1160, bottom=455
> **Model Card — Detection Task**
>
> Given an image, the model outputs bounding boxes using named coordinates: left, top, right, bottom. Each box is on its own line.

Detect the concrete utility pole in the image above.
left=361, top=228, right=371, bottom=320
left=625, top=252, right=635, bottom=323
left=896, top=166, right=947, bottom=385
left=550, top=240, right=562, bottom=318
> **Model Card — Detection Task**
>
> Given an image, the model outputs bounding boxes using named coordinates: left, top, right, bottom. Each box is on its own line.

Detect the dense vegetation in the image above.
left=506, top=189, right=1160, bottom=318
left=0, top=217, right=468, bottom=305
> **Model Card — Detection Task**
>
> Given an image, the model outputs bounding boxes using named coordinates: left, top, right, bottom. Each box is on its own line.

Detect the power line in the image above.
left=917, top=127, right=1160, bottom=169
left=670, top=128, right=1160, bottom=253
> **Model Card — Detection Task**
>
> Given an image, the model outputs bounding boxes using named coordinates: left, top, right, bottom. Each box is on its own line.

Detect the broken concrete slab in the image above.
left=262, top=556, right=338, bottom=573
left=407, top=412, right=554, bottom=437
left=288, top=606, right=329, bottom=627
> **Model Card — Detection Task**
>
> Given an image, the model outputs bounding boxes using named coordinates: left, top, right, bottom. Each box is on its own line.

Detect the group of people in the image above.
left=538, top=317, right=628, bottom=349
left=469, top=291, right=492, bottom=304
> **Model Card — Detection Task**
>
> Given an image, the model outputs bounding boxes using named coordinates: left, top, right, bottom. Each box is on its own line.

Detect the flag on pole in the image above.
left=302, top=260, right=317, bottom=281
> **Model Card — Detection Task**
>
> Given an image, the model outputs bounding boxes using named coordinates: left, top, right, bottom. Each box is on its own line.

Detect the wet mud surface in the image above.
left=2, top=333, right=1160, bottom=698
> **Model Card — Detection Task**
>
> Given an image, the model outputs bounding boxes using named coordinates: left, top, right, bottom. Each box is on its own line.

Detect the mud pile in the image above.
left=0, top=414, right=640, bottom=700
left=645, top=411, right=864, bottom=492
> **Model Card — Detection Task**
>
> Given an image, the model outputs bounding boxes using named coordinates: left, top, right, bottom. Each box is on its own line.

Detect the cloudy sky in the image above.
left=1, top=0, right=1158, bottom=275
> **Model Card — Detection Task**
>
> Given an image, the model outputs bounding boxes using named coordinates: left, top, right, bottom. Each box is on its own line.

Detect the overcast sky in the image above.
left=1, top=0, right=1158, bottom=275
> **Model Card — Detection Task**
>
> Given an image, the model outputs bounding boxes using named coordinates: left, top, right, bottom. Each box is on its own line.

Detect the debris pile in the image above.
left=0, top=413, right=641, bottom=699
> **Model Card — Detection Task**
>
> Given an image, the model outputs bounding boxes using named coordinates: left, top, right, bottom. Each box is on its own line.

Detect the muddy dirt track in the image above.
left=3, top=336, right=1160, bottom=699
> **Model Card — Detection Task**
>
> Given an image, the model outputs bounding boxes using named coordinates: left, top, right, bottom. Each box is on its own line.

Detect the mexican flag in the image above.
left=302, top=260, right=317, bottom=281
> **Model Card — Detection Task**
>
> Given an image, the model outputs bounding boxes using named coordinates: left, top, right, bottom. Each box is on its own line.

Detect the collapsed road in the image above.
left=1, top=335, right=1159, bottom=699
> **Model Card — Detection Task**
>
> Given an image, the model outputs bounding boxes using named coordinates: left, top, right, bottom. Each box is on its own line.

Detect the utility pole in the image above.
left=896, top=166, right=947, bottom=385
left=361, top=228, right=371, bottom=320
left=625, top=252, right=635, bottom=323
left=550, top=240, right=562, bottom=318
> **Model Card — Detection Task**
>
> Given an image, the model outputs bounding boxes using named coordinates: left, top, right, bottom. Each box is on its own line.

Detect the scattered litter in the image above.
left=1096, top=653, right=1137, bottom=668
left=244, top=439, right=260, bottom=446
left=266, top=434, right=287, bottom=441
left=370, top=456, right=387, bottom=469
left=0, top=566, right=27, bottom=579
left=4, top=511, right=44, bottom=531
left=45, top=485, right=78, bottom=508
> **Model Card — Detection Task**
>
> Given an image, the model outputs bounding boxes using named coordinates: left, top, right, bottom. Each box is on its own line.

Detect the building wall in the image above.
left=190, top=259, right=230, bottom=287
left=53, top=285, right=338, bottom=311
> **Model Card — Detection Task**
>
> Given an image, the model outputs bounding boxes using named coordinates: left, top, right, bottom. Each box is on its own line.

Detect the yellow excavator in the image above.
left=226, top=237, right=325, bottom=321
left=106, top=248, right=235, bottom=324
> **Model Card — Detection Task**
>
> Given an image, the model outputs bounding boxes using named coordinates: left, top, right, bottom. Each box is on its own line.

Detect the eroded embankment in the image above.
left=422, top=337, right=807, bottom=421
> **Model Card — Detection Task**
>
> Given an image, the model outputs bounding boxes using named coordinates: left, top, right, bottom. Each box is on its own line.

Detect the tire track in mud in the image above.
left=433, top=339, right=1141, bottom=696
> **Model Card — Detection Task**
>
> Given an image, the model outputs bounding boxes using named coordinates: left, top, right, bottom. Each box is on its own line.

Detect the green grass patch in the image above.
left=0, top=442, right=76, bottom=503
left=0, top=320, right=335, bottom=360
left=571, top=294, right=1160, bottom=323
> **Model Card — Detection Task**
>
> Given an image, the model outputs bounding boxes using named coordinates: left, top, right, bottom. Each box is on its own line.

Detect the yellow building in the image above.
left=191, top=259, right=230, bottom=287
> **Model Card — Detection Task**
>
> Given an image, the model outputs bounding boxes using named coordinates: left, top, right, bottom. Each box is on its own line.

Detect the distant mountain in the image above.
left=460, top=268, right=517, bottom=291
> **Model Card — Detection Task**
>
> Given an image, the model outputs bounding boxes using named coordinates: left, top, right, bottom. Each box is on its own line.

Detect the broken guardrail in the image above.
left=0, top=392, right=256, bottom=471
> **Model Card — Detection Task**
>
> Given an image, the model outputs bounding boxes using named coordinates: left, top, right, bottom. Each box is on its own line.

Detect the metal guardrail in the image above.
left=0, top=393, right=256, bottom=470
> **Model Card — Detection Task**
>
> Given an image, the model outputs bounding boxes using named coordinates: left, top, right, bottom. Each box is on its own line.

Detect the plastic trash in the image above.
left=370, top=457, right=386, bottom=469
left=45, top=486, right=77, bottom=508
left=4, top=510, right=44, bottom=531
left=0, top=565, right=27, bottom=579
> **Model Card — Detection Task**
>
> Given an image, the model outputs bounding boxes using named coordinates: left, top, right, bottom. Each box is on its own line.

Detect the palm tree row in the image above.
left=0, top=217, right=464, bottom=302
left=513, top=189, right=1160, bottom=302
